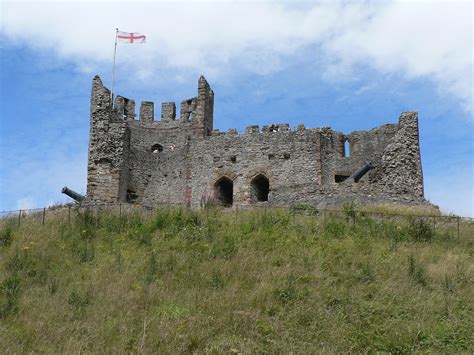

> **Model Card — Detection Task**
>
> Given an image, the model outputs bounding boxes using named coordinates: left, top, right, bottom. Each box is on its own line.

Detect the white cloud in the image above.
left=323, top=1, right=473, bottom=111
left=1, top=0, right=471, bottom=110
left=16, top=197, right=36, bottom=210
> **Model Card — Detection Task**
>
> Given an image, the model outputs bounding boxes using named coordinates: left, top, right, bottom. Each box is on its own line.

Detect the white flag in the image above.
left=117, top=31, right=146, bottom=44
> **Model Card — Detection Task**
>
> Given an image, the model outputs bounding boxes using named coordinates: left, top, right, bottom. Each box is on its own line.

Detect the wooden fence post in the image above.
left=18, top=209, right=22, bottom=227
left=457, top=217, right=460, bottom=240
left=119, top=203, right=123, bottom=231
left=42, top=207, right=46, bottom=225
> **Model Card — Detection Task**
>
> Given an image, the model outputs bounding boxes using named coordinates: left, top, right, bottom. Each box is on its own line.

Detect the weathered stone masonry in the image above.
left=86, top=75, right=426, bottom=208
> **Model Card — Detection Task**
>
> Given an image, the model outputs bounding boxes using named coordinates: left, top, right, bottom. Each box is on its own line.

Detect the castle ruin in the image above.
left=85, top=75, right=425, bottom=208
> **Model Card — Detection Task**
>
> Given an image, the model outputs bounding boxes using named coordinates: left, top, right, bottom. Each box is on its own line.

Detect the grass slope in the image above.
left=0, top=207, right=473, bottom=353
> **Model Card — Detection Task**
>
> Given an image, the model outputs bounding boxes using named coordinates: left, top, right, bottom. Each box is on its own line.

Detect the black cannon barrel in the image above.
left=62, top=186, right=85, bottom=202
left=350, top=161, right=375, bottom=183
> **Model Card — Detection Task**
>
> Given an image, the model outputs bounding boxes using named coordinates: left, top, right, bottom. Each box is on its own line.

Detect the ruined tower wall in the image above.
left=192, top=76, right=214, bottom=137
left=86, top=76, right=130, bottom=204
left=381, top=111, right=424, bottom=197
left=325, top=124, right=400, bottom=186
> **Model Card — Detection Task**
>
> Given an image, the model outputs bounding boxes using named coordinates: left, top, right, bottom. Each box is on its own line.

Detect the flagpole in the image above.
left=111, top=28, right=118, bottom=104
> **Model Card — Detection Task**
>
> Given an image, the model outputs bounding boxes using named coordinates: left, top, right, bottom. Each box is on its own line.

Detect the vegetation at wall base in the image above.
left=0, top=207, right=473, bottom=353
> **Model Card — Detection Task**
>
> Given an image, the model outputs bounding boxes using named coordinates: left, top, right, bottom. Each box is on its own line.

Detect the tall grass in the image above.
left=0, top=207, right=473, bottom=353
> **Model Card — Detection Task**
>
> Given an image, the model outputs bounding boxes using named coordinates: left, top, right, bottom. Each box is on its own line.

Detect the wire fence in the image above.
left=0, top=203, right=472, bottom=240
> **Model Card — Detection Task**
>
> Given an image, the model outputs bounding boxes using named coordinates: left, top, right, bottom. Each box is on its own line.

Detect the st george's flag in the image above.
left=116, top=31, right=146, bottom=44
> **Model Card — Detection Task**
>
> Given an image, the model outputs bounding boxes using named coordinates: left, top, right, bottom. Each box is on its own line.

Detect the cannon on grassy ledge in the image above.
left=61, top=186, right=85, bottom=203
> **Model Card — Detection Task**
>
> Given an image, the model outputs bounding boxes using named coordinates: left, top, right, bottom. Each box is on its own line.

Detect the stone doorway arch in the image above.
left=214, top=177, right=233, bottom=207
left=251, top=174, right=269, bottom=202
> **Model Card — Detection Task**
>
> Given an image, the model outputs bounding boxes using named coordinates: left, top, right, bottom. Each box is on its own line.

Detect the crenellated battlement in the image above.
left=94, top=75, right=214, bottom=135
left=161, top=102, right=176, bottom=121
left=86, top=74, right=426, bottom=209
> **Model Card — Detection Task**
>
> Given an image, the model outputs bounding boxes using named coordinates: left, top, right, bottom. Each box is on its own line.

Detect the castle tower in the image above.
left=86, top=76, right=129, bottom=203
left=381, top=111, right=424, bottom=197
left=193, top=76, right=214, bottom=136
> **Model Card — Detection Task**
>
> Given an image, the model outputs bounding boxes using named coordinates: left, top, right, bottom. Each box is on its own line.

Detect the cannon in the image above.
left=61, top=186, right=85, bottom=203
left=349, top=161, right=374, bottom=183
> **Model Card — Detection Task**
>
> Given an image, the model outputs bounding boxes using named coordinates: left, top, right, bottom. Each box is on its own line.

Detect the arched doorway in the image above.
left=214, top=177, right=233, bottom=207
left=251, top=174, right=269, bottom=202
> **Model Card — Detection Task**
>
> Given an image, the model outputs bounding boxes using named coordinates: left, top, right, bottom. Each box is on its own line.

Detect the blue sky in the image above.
left=0, top=0, right=473, bottom=216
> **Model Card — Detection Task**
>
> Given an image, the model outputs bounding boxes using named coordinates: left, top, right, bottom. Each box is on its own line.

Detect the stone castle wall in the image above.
left=86, top=75, right=425, bottom=209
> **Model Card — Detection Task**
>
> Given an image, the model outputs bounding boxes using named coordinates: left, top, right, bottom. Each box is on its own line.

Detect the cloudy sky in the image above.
left=0, top=0, right=473, bottom=216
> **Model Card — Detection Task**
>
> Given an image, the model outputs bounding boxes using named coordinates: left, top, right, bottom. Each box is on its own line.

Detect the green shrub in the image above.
left=343, top=200, right=357, bottom=220
left=164, top=253, right=178, bottom=272
left=408, top=217, right=434, bottom=242
left=256, top=319, right=274, bottom=337
left=324, top=220, right=347, bottom=239
left=152, top=209, right=170, bottom=230
left=71, top=240, right=95, bottom=263
left=6, top=251, right=49, bottom=283
left=353, top=263, right=376, bottom=283
left=74, top=208, right=97, bottom=240
left=0, top=274, right=21, bottom=318
left=209, top=269, right=224, bottom=289
left=384, top=223, right=403, bottom=241
left=48, top=277, right=59, bottom=295
left=170, top=208, right=201, bottom=230
left=274, top=285, right=299, bottom=303
left=407, top=255, right=427, bottom=286
left=0, top=224, right=14, bottom=246
left=100, top=213, right=123, bottom=233
left=144, top=252, right=159, bottom=284
left=127, top=216, right=153, bottom=245
left=210, top=236, right=237, bottom=259
left=6, top=252, right=26, bottom=273
left=68, top=287, right=90, bottom=318
left=273, top=276, right=308, bottom=304
left=259, top=211, right=290, bottom=231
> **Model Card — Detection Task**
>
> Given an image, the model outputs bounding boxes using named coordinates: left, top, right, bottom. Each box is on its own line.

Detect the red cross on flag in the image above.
left=117, top=31, right=146, bottom=44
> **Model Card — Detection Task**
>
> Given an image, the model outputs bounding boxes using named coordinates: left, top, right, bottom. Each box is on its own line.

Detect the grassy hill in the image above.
left=1, top=206, right=473, bottom=353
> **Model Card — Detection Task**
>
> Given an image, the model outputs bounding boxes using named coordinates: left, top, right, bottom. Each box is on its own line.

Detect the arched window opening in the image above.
left=251, top=174, right=269, bottom=202
left=214, top=177, right=233, bottom=207
left=344, top=140, right=350, bottom=157
left=151, top=144, right=163, bottom=154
